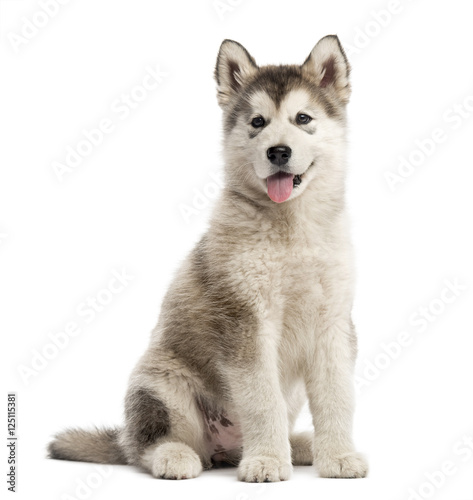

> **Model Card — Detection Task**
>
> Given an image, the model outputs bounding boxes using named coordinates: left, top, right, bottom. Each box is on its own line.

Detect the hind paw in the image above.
left=238, top=455, right=292, bottom=482
left=151, top=442, right=202, bottom=480
left=316, top=451, right=368, bottom=478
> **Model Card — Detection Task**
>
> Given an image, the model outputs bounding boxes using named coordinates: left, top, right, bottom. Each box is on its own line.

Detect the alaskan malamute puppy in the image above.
left=49, top=35, right=368, bottom=482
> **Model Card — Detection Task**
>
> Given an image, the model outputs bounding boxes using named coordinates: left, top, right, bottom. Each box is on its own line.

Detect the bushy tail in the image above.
left=48, top=427, right=127, bottom=465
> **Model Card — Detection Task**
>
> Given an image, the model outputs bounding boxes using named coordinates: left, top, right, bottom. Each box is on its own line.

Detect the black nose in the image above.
left=267, top=146, right=292, bottom=166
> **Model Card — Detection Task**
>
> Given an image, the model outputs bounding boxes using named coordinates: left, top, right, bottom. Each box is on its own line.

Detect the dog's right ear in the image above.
left=215, top=40, right=258, bottom=108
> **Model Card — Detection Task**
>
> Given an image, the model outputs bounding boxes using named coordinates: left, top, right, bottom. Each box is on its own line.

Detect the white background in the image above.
left=1, top=1, right=473, bottom=499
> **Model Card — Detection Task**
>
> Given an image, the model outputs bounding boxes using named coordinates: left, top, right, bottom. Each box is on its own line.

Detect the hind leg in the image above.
left=290, top=432, right=313, bottom=465
left=286, top=383, right=313, bottom=465
left=120, top=351, right=209, bottom=479
left=142, top=442, right=203, bottom=480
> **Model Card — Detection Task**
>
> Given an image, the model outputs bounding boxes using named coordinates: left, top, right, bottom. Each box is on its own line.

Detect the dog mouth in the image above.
left=266, top=161, right=314, bottom=203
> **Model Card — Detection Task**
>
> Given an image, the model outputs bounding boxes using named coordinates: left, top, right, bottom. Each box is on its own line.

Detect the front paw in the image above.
left=238, top=455, right=293, bottom=482
left=316, top=452, right=368, bottom=478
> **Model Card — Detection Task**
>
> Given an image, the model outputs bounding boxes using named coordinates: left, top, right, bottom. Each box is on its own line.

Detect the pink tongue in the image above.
left=267, top=172, right=294, bottom=203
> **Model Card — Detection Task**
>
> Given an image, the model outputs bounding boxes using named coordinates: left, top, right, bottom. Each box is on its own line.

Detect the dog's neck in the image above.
left=209, top=179, right=347, bottom=247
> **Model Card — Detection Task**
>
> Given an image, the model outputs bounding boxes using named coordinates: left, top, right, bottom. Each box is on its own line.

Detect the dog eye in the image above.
left=296, top=113, right=312, bottom=125
left=251, top=116, right=265, bottom=128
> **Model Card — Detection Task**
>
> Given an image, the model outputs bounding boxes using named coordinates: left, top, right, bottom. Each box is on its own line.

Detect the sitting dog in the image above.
left=49, top=35, right=368, bottom=482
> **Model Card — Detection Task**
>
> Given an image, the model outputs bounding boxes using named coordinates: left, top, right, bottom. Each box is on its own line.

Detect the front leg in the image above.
left=228, top=325, right=292, bottom=482
left=306, top=318, right=368, bottom=478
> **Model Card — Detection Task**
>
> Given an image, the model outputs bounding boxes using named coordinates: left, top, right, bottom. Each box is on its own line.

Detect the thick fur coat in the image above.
left=49, top=35, right=368, bottom=482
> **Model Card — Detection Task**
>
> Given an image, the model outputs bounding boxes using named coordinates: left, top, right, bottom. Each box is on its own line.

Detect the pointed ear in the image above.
left=302, top=35, right=351, bottom=103
left=215, top=40, right=258, bottom=108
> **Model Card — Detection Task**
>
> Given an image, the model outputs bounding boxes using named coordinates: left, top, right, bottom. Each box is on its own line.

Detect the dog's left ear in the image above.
left=215, top=40, right=258, bottom=108
left=302, top=35, right=351, bottom=103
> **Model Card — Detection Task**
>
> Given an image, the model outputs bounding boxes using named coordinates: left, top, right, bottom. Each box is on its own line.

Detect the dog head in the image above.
left=215, top=35, right=351, bottom=205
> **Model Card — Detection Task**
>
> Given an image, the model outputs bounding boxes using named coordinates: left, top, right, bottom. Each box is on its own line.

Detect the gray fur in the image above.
left=48, top=427, right=127, bottom=464
left=122, top=388, right=170, bottom=462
